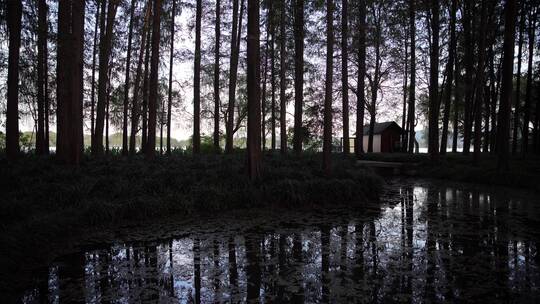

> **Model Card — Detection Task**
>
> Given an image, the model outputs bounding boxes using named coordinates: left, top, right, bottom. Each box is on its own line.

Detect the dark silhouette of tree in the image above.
left=497, top=0, right=518, bottom=170
left=462, top=1, right=474, bottom=155
left=142, top=16, right=152, bottom=152
left=270, top=0, right=276, bottom=152
left=122, top=0, right=137, bottom=156
left=293, top=0, right=304, bottom=154
left=473, top=0, right=488, bottom=164
left=355, top=0, right=366, bottom=157
left=213, top=0, right=221, bottom=152
left=512, top=5, right=526, bottom=154
left=279, top=0, right=287, bottom=154
left=406, top=0, right=416, bottom=153
left=146, top=0, right=162, bottom=159
left=247, top=0, right=262, bottom=180
left=90, top=1, right=101, bottom=149
left=193, top=0, right=202, bottom=154
left=440, top=0, right=457, bottom=155
left=341, top=0, right=349, bottom=155
left=323, top=0, right=334, bottom=174
left=168, top=0, right=177, bottom=155
left=6, top=0, right=23, bottom=161
left=428, top=0, right=440, bottom=160
left=36, top=0, right=48, bottom=155
left=522, top=6, right=537, bottom=153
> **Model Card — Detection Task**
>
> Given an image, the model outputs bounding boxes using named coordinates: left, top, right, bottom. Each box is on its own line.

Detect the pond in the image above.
left=20, top=179, right=540, bottom=303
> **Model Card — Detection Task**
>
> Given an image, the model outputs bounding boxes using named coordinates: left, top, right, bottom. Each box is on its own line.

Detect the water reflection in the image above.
left=22, top=180, right=540, bottom=303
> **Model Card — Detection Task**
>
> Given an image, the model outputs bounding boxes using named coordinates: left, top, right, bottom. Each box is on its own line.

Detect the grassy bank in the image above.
left=0, top=153, right=383, bottom=295
left=360, top=152, right=540, bottom=191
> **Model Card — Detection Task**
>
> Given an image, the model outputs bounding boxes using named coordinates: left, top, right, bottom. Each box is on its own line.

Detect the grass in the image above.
left=0, top=152, right=383, bottom=296
left=360, top=152, right=540, bottom=191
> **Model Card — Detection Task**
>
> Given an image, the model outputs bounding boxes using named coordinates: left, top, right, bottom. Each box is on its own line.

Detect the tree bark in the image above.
left=440, top=0, right=457, bottom=155
left=462, top=1, right=474, bottom=155
left=356, top=0, right=366, bottom=157
left=247, top=0, right=261, bottom=180
left=142, top=20, right=152, bottom=152
left=293, top=0, right=304, bottom=154
left=193, top=0, right=202, bottom=154
left=452, top=59, right=461, bottom=153
left=497, top=0, right=517, bottom=170
left=146, top=0, right=162, bottom=159
left=406, top=0, right=416, bottom=153
left=522, top=7, right=537, bottom=153
left=168, top=0, right=177, bottom=155
left=473, top=0, right=488, bottom=164
left=270, top=2, right=276, bottom=152
left=402, top=25, right=409, bottom=153
left=341, top=0, right=349, bottom=155
left=428, top=0, right=440, bottom=160
left=36, top=0, right=48, bottom=155
left=512, top=6, right=525, bottom=154
left=323, top=0, right=334, bottom=174
left=93, top=0, right=118, bottom=156
left=6, top=0, right=22, bottom=160
left=279, top=0, right=287, bottom=154
left=90, top=1, right=101, bottom=150
left=122, top=0, right=137, bottom=156
left=261, top=9, right=270, bottom=151
left=213, top=0, right=221, bottom=152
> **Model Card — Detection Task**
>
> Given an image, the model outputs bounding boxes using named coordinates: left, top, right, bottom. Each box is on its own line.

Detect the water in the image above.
left=21, top=179, right=540, bottom=303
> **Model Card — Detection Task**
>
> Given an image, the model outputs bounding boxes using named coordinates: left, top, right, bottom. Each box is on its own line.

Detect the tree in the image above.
left=279, top=0, right=287, bottom=154
left=6, top=0, right=23, bottom=161
left=246, top=0, right=261, bottom=180
left=473, top=0, right=488, bottom=164
left=293, top=0, right=304, bottom=154
left=512, top=5, right=526, bottom=154
left=122, top=0, right=137, bottom=156
left=193, top=0, right=202, bottom=154
left=497, top=0, right=518, bottom=170
left=56, top=0, right=85, bottom=165
left=462, top=0, right=474, bottom=155
left=142, top=21, right=152, bottom=151
left=36, top=0, right=48, bottom=155
left=147, top=0, right=163, bottom=159
left=213, top=0, right=221, bottom=152
left=355, top=0, right=366, bottom=157
left=440, top=0, right=457, bottom=155
left=428, top=0, right=440, bottom=160
left=406, top=0, right=416, bottom=153
left=168, top=0, right=177, bottom=155
left=323, top=0, right=334, bottom=174
left=341, top=0, right=349, bottom=155
left=90, top=1, right=101, bottom=149
left=93, top=0, right=118, bottom=156
left=522, top=6, right=537, bottom=153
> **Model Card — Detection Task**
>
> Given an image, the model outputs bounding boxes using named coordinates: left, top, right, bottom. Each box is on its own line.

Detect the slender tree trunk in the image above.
left=193, top=0, right=202, bottom=154
left=356, top=0, right=366, bottom=157
left=440, top=0, right=457, bottom=154
left=522, top=8, right=537, bottom=153
left=146, top=0, right=162, bottom=159
left=130, top=4, right=150, bottom=155
left=90, top=1, right=101, bottom=149
left=367, top=8, right=381, bottom=154
left=293, top=0, right=304, bottom=154
left=213, top=0, right=221, bottom=153
left=142, top=24, right=151, bottom=152
left=497, top=0, right=517, bottom=170
left=44, top=20, right=50, bottom=154
left=323, top=0, right=334, bottom=174
left=462, top=1, right=474, bottom=155
left=428, top=0, right=440, bottom=160
left=407, top=0, right=416, bottom=153
left=402, top=29, right=409, bottom=153
left=488, top=45, right=498, bottom=153
left=512, top=6, right=525, bottom=154
left=270, top=4, right=276, bottom=152
left=279, top=0, right=287, bottom=154
left=341, top=0, right=349, bottom=155
left=168, top=0, right=176, bottom=155
left=261, top=11, right=270, bottom=151
left=247, top=0, right=261, bottom=180
left=93, top=0, right=118, bottom=156
left=105, top=77, right=110, bottom=154
left=36, top=0, right=48, bottom=155
left=6, top=0, right=22, bottom=160
left=473, top=0, right=488, bottom=164
left=452, top=59, right=461, bottom=153
left=121, top=0, right=136, bottom=156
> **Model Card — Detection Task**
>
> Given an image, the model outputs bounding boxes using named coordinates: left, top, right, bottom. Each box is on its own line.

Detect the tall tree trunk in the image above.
left=428, top=0, right=440, bottom=160
left=262, top=10, right=270, bottom=151
left=367, top=7, right=381, bottom=154
left=473, top=0, right=488, bottom=164
left=512, top=6, right=525, bottom=154
left=279, top=0, right=287, bottom=154
left=462, top=1, right=474, bottom=155
left=293, top=0, right=304, bottom=154
left=142, top=23, right=151, bottom=152
left=122, top=0, right=136, bottom=156
left=497, top=0, right=517, bottom=170
left=193, top=0, right=202, bottom=154
left=36, top=0, right=48, bottom=155
left=270, top=3, right=276, bottom=152
left=168, top=0, right=177, bottom=155
left=406, top=0, right=416, bottom=153
left=44, top=17, right=50, bottom=154
left=247, top=0, right=261, bottom=180
left=356, top=0, right=366, bottom=157
left=130, top=4, right=151, bottom=155
left=146, top=0, right=162, bottom=159
left=57, top=0, right=85, bottom=165
left=213, top=0, right=221, bottom=153
left=105, top=76, right=110, bottom=154
left=341, top=0, right=349, bottom=155
left=402, top=28, right=409, bottom=153
left=6, top=0, right=22, bottom=161
left=225, top=0, right=242, bottom=153
left=323, top=0, right=334, bottom=174
left=90, top=1, right=101, bottom=149
left=440, top=0, right=457, bottom=154
left=522, top=8, right=537, bottom=153
left=93, top=0, right=118, bottom=156
left=452, top=59, right=461, bottom=153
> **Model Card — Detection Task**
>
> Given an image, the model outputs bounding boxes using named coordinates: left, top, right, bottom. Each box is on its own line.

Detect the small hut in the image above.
left=342, top=121, right=403, bottom=153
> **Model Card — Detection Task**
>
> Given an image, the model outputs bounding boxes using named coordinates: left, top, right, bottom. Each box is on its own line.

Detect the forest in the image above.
left=2, top=0, right=540, bottom=302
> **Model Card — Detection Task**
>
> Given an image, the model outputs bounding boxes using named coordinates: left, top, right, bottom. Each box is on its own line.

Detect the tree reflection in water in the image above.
left=21, top=180, right=540, bottom=303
